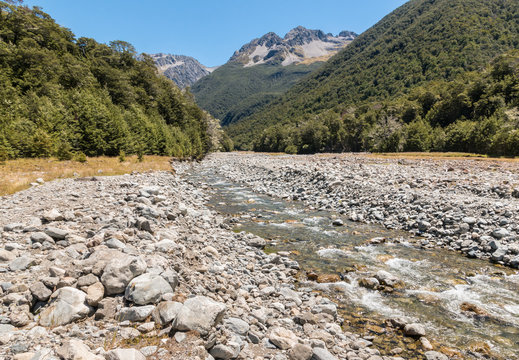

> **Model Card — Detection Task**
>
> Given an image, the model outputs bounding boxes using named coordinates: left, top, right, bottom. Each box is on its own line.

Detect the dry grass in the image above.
left=0, top=155, right=173, bottom=196
left=369, top=152, right=519, bottom=162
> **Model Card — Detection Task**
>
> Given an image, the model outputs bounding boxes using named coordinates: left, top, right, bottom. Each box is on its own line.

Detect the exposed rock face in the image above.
left=229, top=26, right=357, bottom=67
left=148, top=53, right=215, bottom=88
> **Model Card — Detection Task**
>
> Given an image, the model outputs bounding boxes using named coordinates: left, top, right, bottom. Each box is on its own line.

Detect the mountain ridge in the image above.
left=148, top=53, right=216, bottom=89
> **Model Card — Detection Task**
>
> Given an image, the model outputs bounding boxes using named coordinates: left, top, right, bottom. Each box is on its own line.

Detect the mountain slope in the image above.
left=0, top=2, right=210, bottom=159
left=191, top=26, right=356, bottom=125
left=149, top=53, right=216, bottom=89
left=229, top=0, right=519, bottom=151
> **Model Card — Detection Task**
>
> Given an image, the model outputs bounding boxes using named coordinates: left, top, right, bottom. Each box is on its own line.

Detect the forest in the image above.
left=0, top=1, right=211, bottom=161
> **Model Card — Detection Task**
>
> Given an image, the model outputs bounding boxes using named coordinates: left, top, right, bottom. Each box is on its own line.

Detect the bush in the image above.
left=74, top=152, right=87, bottom=163
left=284, top=144, right=298, bottom=154
left=118, top=150, right=126, bottom=163
left=55, top=140, right=73, bottom=161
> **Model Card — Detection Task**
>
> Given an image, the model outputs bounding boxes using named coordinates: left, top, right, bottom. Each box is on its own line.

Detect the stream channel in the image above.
left=186, top=166, right=519, bottom=359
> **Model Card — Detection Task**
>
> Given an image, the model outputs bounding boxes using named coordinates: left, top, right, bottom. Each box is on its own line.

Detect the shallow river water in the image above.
left=187, top=167, right=519, bottom=359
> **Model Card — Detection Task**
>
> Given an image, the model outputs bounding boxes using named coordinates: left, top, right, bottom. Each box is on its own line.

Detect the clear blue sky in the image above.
left=23, top=0, right=408, bottom=67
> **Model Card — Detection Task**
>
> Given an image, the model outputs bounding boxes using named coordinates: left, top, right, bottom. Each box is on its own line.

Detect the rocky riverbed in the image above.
left=204, top=153, right=519, bottom=269
left=0, top=166, right=435, bottom=360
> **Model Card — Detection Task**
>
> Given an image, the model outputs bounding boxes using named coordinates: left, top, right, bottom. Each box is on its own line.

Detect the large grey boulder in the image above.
left=56, top=339, right=103, bottom=360
left=39, top=287, right=90, bottom=327
left=269, top=326, right=299, bottom=350
left=172, top=296, right=226, bottom=336
left=124, top=273, right=173, bottom=305
left=151, top=301, right=183, bottom=326
left=101, top=255, right=147, bottom=295
left=311, top=347, right=338, bottom=360
left=105, top=349, right=146, bottom=360
left=118, top=306, right=155, bottom=322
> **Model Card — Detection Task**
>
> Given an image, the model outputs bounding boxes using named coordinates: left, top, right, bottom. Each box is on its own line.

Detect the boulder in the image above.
left=403, top=323, right=426, bottom=337
left=210, top=343, right=240, bottom=360
left=289, top=343, right=313, bottom=360
left=125, top=273, right=173, bottom=305
left=9, top=256, right=35, bottom=272
left=311, top=347, right=338, bottom=360
left=30, top=282, right=52, bottom=302
left=118, top=305, right=155, bottom=322
left=100, top=255, right=146, bottom=295
left=86, top=282, right=104, bottom=306
left=56, top=339, right=103, bottom=360
left=224, top=317, right=249, bottom=336
left=151, top=301, right=183, bottom=326
left=44, top=227, right=68, bottom=240
left=105, top=349, right=146, bottom=360
left=172, top=296, right=226, bottom=336
left=269, top=327, right=299, bottom=350
left=39, top=287, right=90, bottom=326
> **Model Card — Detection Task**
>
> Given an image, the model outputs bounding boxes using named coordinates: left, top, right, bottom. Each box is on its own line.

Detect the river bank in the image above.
left=0, top=167, right=422, bottom=359
left=204, top=152, right=519, bottom=268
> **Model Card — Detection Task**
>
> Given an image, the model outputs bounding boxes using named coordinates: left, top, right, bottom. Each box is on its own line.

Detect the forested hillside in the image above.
left=228, top=0, right=519, bottom=155
left=0, top=2, right=210, bottom=160
left=191, top=62, right=322, bottom=126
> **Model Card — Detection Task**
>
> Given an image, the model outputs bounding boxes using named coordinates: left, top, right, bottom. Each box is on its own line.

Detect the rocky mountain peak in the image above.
left=229, top=26, right=357, bottom=67
left=148, top=53, right=216, bottom=88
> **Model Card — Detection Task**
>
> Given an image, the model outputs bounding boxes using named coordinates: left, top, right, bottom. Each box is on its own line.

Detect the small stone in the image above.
left=424, top=351, right=449, bottom=360
left=404, top=323, right=426, bottom=337
left=288, top=343, right=313, bottom=360
left=42, top=209, right=64, bottom=222
left=30, top=232, right=54, bottom=244
left=86, top=282, right=104, bottom=306
left=311, top=347, right=338, bottom=360
left=224, top=317, right=249, bottom=336
left=44, top=227, right=68, bottom=240
left=31, top=282, right=52, bottom=302
left=118, top=305, right=155, bottom=322
left=9, top=256, right=35, bottom=272
left=56, top=339, right=103, bottom=360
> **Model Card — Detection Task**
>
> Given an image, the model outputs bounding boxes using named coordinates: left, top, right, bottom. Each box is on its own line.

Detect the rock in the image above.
left=31, top=282, right=52, bottom=302
left=172, top=296, right=226, bottom=336
left=94, top=298, right=118, bottom=320
left=492, top=228, right=509, bottom=239
left=375, top=271, right=400, bottom=287
left=424, top=351, right=449, bottom=360
left=279, top=287, right=302, bottom=306
left=125, top=273, right=173, bottom=305
left=44, top=227, right=68, bottom=240
left=316, top=274, right=341, bottom=283
left=78, top=274, right=99, bottom=288
left=56, top=339, right=103, bottom=360
left=152, top=301, right=183, bottom=326
left=30, top=232, right=54, bottom=243
left=9, top=256, right=35, bottom=271
left=269, top=327, right=299, bottom=350
left=86, top=282, right=104, bottom=306
left=161, top=269, right=179, bottom=290
left=118, top=305, right=155, bottom=322
left=332, top=219, right=344, bottom=226
left=311, top=347, right=338, bottom=360
left=3, top=223, right=23, bottom=232
left=39, top=287, right=90, bottom=327
left=460, top=302, right=489, bottom=317
left=359, top=277, right=379, bottom=289
left=288, top=343, right=313, bottom=360
left=403, top=323, right=426, bottom=337
left=100, top=255, right=147, bottom=295
left=210, top=343, right=240, bottom=359
left=462, top=217, right=477, bottom=226
left=245, top=236, right=266, bottom=249
left=105, top=349, right=146, bottom=360
left=0, top=249, right=16, bottom=262
left=224, top=317, right=249, bottom=336
left=42, top=209, right=64, bottom=222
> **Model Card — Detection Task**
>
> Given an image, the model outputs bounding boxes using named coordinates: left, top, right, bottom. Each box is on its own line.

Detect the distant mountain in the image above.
left=228, top=0, right=519, bottom=155
left=229, top=26, right=356, bottom=67
left=191, top=26, right=357, bottom=125
left=149, top=53, right=216, bottom=89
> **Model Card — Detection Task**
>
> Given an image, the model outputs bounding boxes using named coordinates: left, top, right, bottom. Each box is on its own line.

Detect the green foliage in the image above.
left=55, top=139, right=73, bottom=161
left=118, top=150, right=126, bottom=163
left=250, top=51, right=519, bottom=156
left=74, top=151, right=87, bottom=163
left=191, top=62, right=322, bottom=126
left=0, top=2, right=210, bottom=159
left=230, top=0, right=519, bottom=154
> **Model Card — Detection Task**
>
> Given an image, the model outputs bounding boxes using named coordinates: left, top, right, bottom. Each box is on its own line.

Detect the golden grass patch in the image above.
left=0, top=155, right=173, bottom=196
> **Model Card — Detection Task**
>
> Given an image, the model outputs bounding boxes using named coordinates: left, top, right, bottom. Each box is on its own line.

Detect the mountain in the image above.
left=191, top=26, right=357, bottom=125
left=229, top=26, right=356, bottom=67
left=149, top=53, right=217, bottom=89
left=0, top=2, right=211, bottom=160
left=228, top=0, right=519, bottom=155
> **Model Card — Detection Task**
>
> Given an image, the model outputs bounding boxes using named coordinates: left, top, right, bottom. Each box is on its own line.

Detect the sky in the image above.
left=23, top=0, right=409, bottom=67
